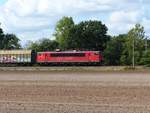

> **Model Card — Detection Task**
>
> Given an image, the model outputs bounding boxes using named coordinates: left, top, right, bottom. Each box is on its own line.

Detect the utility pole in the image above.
left=132, top=37, right=135, bottom=68
left=145, top=36, right=148, bottom=53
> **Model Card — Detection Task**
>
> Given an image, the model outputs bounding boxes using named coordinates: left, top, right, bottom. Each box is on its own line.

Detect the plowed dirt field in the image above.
left=0, top=70, right=150, bottom=113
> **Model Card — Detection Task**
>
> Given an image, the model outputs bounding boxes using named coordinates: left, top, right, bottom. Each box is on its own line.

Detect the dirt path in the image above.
left=0, top=71, right=150, bottom=113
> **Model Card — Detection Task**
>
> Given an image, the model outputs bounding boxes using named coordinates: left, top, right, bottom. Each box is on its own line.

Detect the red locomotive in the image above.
left=37, top=51, right=103, bottom=65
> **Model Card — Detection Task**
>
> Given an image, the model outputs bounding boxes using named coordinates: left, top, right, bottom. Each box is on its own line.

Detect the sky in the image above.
left=0, top=0, right=6, bottom=5
left=0, top=0, right=150, bottom=45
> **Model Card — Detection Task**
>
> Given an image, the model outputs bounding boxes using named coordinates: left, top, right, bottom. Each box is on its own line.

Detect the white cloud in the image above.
left=109, top=11, right=142, bottom=23
left=106, top=9, right=143, bottom=35
left=0, top=0, right=150, bottom=43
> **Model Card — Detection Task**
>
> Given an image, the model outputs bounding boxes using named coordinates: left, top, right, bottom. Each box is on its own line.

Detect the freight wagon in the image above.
left=0, top=50, right=36, bottom=64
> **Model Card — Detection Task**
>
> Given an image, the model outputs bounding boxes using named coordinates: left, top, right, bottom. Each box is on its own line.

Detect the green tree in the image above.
left=146, top=38, right=150, bottom=49
left=26, top=38, right=59, bottom=52
left=54, top=16, right=74, bottom=50
left=104, top=34, right=127, bottom=65
left=3, top=34, right=21, bottom=49
left=67, top=20, right=110, bottom=51
left=141, top=49, right=150, bottom=66
left=26, top=41, right=40, bottom=51
left=0, top=25, right=21, bottom=49
left=38, top=39, right=59, bottom=51
left=0, top=26, right=4, bottom=49
left=121, top=24, right=145, bottom=65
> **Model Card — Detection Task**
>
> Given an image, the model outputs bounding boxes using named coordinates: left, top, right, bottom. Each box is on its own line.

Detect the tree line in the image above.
left=1, top=17, right=150, bottom=66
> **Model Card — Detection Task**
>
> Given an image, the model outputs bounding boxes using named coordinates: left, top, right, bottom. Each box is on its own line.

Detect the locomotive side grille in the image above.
left=51, top=53, right=85, bottom=57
